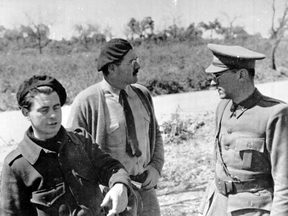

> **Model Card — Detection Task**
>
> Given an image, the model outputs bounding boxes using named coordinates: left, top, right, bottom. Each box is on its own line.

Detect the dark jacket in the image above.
left=0, top=127, right=130, bottom=216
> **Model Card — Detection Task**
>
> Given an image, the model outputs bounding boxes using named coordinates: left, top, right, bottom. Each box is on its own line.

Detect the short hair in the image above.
left=101, top=58, right=124, bottom=77
left=20, top=86, right=55, bottom=110
left=247, top=68, right=255, bottom=77
left=230, top=68, right=255, bottom=78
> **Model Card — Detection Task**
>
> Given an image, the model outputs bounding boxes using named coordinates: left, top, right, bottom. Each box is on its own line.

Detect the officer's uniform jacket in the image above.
left=0, top=127, right=130, bottom=216
left=201, top=88, right=288, bottom=216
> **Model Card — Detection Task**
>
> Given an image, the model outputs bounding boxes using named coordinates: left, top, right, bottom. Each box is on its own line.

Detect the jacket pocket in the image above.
left=227, top=189, right=272, bottom=213
left=30, top=182, right=66, bottom=207
left=235, top=138, right=265, bottom=170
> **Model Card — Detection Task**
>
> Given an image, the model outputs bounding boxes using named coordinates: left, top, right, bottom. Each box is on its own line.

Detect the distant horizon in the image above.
left=0, top=0, right=286, bottom=40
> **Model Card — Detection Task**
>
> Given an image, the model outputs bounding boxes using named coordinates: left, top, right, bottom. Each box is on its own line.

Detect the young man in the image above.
left=0, top=75, right=132, bottom=216
left=67, top=38, right=164, bottom=216
left=199, top=44, right=288, bottom=216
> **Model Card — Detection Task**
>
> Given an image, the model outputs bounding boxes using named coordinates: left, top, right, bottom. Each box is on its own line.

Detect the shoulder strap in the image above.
left=6, top=148, right=22, bottom=166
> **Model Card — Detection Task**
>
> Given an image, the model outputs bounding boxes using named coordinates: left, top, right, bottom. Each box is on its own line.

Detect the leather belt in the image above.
left=215, top=176, right=273, bottom=196
left=130, top=171, right=148, bottom=184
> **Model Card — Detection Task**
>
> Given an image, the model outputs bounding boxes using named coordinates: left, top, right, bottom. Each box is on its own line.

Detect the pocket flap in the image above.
left=236, top=138, right=265, bottom=152
left=107, top=123, right=120, bottom=134
left=30, top=182, right=65, bottom=207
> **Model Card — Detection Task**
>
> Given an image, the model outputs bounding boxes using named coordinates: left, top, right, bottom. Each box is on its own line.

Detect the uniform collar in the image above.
left=237, top=88, right=261, bottom=109
left=230, top=88, right=262, bottom=118
left=18, top=126, right=69, bottom=165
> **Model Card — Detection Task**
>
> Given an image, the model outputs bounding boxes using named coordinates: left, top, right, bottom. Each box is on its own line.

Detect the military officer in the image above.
left=199, top=44, right=288, bottom=216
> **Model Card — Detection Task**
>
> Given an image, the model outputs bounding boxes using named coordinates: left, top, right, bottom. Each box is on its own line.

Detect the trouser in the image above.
left=130, top=172, right=161, bottom=216
left=136, top=188, right=161, bottom=216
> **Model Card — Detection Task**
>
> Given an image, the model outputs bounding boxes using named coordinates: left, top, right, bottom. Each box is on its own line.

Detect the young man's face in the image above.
left=23, top=91, right=62, bottom=140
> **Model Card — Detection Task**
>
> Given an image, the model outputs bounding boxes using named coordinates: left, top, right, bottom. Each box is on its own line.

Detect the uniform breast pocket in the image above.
left=235, top=138, right=265, bottom=170
left=30, top=182, right=66, bottom=207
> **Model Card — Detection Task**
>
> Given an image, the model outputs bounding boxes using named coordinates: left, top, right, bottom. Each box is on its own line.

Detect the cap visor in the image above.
left=205, top=64, right=229, bottom=73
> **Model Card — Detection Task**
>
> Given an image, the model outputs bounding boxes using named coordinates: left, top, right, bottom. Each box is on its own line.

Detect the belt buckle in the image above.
left=216, top=179, right=234, bottom=195
left=225, top=181, right=234, bottom=194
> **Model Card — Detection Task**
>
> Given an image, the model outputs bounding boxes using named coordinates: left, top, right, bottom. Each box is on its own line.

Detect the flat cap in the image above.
left=17, top=75, right=67, bottom=107
left=205, top=43, right=265, bottom=73
left=97, top=38, right=132, bottom=71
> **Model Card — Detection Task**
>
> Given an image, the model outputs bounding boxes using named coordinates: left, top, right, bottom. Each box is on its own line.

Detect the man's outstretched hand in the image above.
left=100, top=183, right=128, bottom=216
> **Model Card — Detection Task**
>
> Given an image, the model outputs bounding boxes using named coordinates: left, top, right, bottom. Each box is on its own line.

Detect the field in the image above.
left=1, top=39, right=288, bottom=215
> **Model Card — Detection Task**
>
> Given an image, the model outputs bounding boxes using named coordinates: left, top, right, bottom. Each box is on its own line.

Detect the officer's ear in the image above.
left=238, top=69, right=248, bottom=81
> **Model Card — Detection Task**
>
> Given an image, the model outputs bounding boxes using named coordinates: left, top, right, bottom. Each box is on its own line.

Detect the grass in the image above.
left=2, top=38, right=288, bottom=111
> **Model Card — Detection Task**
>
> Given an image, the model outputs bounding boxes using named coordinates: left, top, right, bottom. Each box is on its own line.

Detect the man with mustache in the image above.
left=67, top=38, right=164, bottom=216
left=199, top=44, right=288, bottom=216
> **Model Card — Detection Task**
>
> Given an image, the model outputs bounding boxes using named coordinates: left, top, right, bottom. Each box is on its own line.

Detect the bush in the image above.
left=1, top=38, right=288, bottom=111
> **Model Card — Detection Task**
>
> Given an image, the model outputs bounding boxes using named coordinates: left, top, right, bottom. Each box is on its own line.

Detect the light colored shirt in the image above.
left=101, top=79, right=150, bottom=175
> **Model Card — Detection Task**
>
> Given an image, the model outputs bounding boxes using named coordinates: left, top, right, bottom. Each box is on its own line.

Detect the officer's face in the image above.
left=112, top=49, right=140, bottom=87
left=211, top=69, right=240, bottom=100
left=23, top=92, right=62, bottom=140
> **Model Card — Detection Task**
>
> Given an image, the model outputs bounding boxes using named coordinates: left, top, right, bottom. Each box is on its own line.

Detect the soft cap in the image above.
left=17, top=75, right=67, bottom=107
left=97, top=38, right=132, bottom=71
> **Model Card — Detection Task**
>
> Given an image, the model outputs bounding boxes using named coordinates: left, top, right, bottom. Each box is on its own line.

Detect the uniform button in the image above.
left=247, top=142, right=252, bottom=148
left=224, top=144, right=230, bottom=150
left=227, top=129, right=233, bottom=134
left=47, top=202, right=51, bottom=207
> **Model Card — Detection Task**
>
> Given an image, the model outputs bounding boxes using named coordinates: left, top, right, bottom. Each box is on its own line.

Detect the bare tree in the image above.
left=24, top=11, right=57, bottom=54
left=269, top=0, right=288, bottom=70
left=220, top=12, right=241, bottom=39
left=127, top=18, right=141, bottom=39
left=74, top=23, right=100, bottom=49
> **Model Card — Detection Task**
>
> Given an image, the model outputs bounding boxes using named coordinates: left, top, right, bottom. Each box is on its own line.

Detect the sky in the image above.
left=0, top=0, right=286, bottom=40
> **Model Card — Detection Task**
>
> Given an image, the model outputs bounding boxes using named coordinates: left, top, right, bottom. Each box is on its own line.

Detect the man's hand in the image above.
left=142, top=165, right=160, bottom=189
left=100, top=183, right=128, bottom=216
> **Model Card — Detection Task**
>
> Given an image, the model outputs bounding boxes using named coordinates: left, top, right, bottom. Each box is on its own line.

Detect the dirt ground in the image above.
left=156, top=111, right=215, bottom=216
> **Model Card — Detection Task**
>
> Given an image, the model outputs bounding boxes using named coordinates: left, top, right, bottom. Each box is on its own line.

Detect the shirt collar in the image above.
left=101, top=78, right=133, bottom=98
left=18, top=126, right=69, bottom=165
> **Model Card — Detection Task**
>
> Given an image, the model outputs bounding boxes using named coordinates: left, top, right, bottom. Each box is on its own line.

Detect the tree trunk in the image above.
left=270, top=39, right=281, bottom=70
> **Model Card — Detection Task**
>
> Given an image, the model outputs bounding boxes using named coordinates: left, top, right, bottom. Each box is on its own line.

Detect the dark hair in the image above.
left=247, top=68, right=255, bottom=77
left=230, top=68, right=255, bottom=78
left=101, top=58, right=124, bottom=77
left=20, top=86, right=55, bottom=110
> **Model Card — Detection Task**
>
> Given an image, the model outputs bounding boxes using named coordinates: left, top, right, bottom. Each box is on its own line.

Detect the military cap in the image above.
left=205, top=43, right=265, bottom=73
left=17, top=75, right=67, bottom=107
left=97, top=38, right=132, bottom=71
